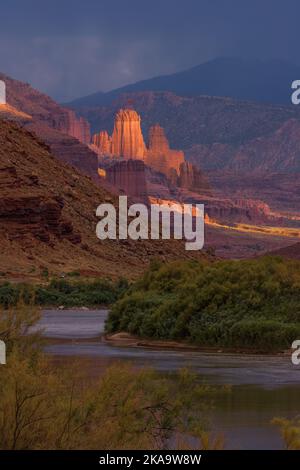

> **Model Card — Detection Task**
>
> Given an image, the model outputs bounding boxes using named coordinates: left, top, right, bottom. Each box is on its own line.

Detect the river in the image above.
left=36, top=309, right=300, bottom=450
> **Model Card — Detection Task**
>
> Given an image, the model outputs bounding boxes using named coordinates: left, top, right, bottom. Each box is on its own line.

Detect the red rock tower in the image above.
left=93, top=108, right=146, bottom=159
left=111, top=109, right=146, bottom=159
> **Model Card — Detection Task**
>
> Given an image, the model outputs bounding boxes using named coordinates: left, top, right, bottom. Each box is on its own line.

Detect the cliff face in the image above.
left=66, top=110, right=91, bottom=144
left=93, top=130, right=111, bottom=154
left=92, top=109, right=186, bottom=180
left=146, top=124, right=185, bottom=175
left=204, top=197, right=272, bottom=224
left=93, top=109, right=146, bottom=159
left=0, top=119, right=204, bottom=280
left=188, top=119, right=300, bottom=172
left=178, top=161, right=210, bottom=192
left=0, top=72, right=91, bottom=145
left=112, top=109, right=146, bottom=159
left=0, top=72, right=97, bottom=180
left=105, top=160, right=148, bottom=199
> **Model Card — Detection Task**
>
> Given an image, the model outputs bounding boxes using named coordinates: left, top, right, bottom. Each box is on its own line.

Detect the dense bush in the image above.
left=0, top=277, right=129, bottom=308
left=106, top=257, right=300, bottom=350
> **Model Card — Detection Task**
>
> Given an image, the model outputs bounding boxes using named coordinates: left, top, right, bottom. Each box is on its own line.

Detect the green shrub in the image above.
left=0, top=277, right=129, bottom=308
left=107, top=257, right=300, bottom=351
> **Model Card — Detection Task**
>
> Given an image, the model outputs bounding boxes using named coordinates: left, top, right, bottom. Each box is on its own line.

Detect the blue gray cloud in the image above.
left=0, top=0, right=299, bottom=101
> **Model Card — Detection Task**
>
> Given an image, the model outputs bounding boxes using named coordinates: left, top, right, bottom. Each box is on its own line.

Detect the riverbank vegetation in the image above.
left=0, top=302, right=224, bottom=450
left=273, top=417, right=300, bottom=450
left=106, top=257, right=300, bottom=351
left=0, top=277, right=129, bottom=308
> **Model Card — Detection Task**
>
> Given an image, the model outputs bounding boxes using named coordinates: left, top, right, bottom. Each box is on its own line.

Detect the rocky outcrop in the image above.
left=0, top=192, right=81, bottom=245
left=178, top=161, right=210, bottom=192
left=0, top=103, right=32, bottom=122
left=0, top=119, right=205, bottom=280
left=93, top=130, right=111, bottom=154
left=93, top=109, right=186, bottom=180
left=66, top=110, right=91, bottom=144
left=93, top=109, right=146, bottom=159
left=205, top=198, right=272, bottom=224
left=0, top=72, right=97, bottom=180
left=187, top=118, right=300, bottom=173
left=112, top=109, right=146, bottom=159
left=0, top=72, right=91, bottom=145
left=105, top=159, right=148, bottom=199
left=146, top=124, right=185, bottom=175
left=207, top=171, right=300, bottom=214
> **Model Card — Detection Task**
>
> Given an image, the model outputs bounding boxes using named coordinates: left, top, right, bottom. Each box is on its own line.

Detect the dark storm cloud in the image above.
left=0, top=0, right=299, bottom=101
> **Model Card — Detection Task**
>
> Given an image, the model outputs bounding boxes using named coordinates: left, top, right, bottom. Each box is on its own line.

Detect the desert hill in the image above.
left=0, top=119, right=207, bottom=281
left=0, top=72, right=98, bottom=180
left=267, top=242, right=300, bottom=260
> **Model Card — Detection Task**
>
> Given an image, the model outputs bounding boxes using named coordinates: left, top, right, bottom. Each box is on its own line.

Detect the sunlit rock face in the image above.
left=112, top=109, right=146, bottom=159
left=66, top=110, right=91, bottom=144
left=93, top=109, right=185, bottom=179
left=93, top=130, right=111, bottom=154
left=93, top=109, right=146, bottom=160
left=146, top=124, right=185, bottom=176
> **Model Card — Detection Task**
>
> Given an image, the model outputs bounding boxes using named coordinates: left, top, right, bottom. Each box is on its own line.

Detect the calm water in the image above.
left=37, top=309, right=300, bottom=450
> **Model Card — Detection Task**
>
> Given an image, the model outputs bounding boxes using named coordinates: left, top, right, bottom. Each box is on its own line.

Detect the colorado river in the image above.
left=37, top=309, right=300, bottom=450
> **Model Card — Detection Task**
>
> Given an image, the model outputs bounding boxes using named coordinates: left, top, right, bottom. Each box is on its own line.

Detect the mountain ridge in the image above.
left=66, top=57, right=300, bottom=108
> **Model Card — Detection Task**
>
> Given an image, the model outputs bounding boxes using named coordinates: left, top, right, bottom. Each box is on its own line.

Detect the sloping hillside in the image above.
left=0, top=72, right=98, bottom=180
left=0, top=120, right=206, bottom=281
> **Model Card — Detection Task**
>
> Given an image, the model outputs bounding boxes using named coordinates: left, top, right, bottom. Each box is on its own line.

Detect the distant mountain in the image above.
left=72, top=91, right=300, bottom=173
left=67, top=57, right=300, bottom=108
left=75, top=90, right=300, bottom=215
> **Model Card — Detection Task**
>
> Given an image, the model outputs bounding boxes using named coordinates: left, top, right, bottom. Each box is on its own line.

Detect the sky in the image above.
left=0, top=0, right=299, bottom=101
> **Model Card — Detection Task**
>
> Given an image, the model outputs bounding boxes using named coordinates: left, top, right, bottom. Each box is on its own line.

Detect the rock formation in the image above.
left=93, top=130, right=111, bottom=154
left=0, top=72, right=97, bottom=181
left=92, top=109, right=186, bottom=180
left=187, top=118, right=300, bottom=173
left=0, top=119, right=206, bottom=280
left=66, top=110, right=91, bottom=144
left=146, top=124, right=184, bottom=176
left=178, top=161, right=209, bottom=192
left=93, top=109, right=146, bottom=160
left=112, top=109, right=146, bottom=159
left=105, top=159, right=148, bottom=199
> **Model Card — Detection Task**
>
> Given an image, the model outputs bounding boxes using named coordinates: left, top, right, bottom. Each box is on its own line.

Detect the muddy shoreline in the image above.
left=42, top=331, right=290, bottom=356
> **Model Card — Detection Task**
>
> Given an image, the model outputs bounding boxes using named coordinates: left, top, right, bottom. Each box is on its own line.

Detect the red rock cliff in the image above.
left=146, top=124, right=184, bottom=175
left=94, top=109, right=146, bottom=160
left=93, top=110, right=185, bottom=178
left=66, top=110, right=91, bottom=144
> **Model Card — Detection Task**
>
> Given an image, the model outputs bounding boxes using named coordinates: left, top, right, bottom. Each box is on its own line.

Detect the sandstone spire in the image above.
left=93, top=108, right=147, bottom=159
left=93, top=130, right=111, bottom=154
left=146, top=124, right=184, bottom=175
left=111, top=109, right=146, bottom=159
left=148, top=124, right=170, bottom=153
left=93, top=108, right=185, bottom=179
